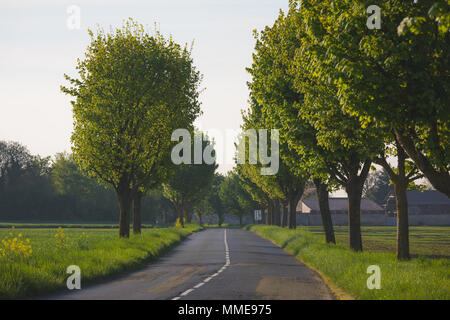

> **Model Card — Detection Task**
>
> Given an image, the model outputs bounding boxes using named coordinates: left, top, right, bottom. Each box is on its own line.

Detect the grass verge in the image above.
left=245, top=225, right=450, bottom=300
left=0, top=224, right=202, bottom=299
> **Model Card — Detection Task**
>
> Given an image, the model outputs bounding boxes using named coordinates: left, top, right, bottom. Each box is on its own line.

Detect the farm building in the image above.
left=296, top=197, right=387, bottom=226
left=385, top=190, right=450, bottom=225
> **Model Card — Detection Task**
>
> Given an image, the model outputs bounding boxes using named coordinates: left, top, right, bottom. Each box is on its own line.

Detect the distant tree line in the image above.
left=0, top=141, right=177, bottom=223
left=0, top=139, right=252, bottom=227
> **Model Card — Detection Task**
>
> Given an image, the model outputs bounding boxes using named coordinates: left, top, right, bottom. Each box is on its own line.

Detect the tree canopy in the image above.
left=62, top=19, right=202, bottom=237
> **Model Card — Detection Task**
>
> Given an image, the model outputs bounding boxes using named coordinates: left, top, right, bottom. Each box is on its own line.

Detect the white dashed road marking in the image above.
left=194, top=282, right=205, bottom=289
left=180, top=289, right=194, bottom=296
left=171, top=229, right=230, bottom=300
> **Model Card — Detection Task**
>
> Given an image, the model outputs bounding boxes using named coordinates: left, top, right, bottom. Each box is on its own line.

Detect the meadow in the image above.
left=246, top=225, right=450, bottom=300
left=0, top=224, right=202, bottom=299
left=0, top=222, right=154, bottom=229
left=307, top=226, right=450, bottom=259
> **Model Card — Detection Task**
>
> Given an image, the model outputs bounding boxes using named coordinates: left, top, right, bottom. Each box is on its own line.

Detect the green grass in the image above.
left=246, top=225, right=450, bottom=300
left=0, top=224, right=202, bottom=299
left=0, top=222, right=153, bottom=229
left=306, top=226, right=450, bottom=259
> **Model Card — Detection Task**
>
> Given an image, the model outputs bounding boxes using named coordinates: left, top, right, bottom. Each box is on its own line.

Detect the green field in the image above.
left=0, top=222, right=153, bottom=229
left=246, top=225, right=450, bottom=300
left=0, top=224, right=202, bottom=299
left=306, top=226, right=450, bottom=259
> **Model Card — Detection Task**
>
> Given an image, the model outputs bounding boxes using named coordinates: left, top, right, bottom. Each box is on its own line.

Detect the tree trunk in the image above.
left=273, top=200, right=281, bottom=226
left=314, top=179, right=335, bottom=244
left=117, top=189, right=131, bottom=238
left=267, top=200, right=273, bottom=225
left=176, top=199, right=185, bottom=228
left=179, top=209, right=185, bottom=227
left=376, top=140, right=411, bottom=260
left=345, top=181, right=363, bottom=251
left=281, top=202, right=288, bottom=228
left=185, top=203, right=193, bottom=223
left=239, top=214, right=243, bottom=226
left=288, top=196, right=297, bottom=229
left=394, top=143, right=410, bottom=261
left=132, top=192, right=142, bottom=234
left=180, top=207, right=185, bottom=227
left=395, top=181, right=409, bottom=260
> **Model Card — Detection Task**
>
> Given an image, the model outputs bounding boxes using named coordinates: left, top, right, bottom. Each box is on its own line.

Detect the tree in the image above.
left=235, top=167, right=271, bottom=224
left=51, top=152, right=118, bottom=221
left=303, top=0, right=449, bottom=196
left=132, top=151, right=174, bottom=234
left=373, top=141, right=424, bottom=260
left=246, top=12, right=335, bottom=237
left=241, top=102, right=307, bottom=229
left=163, top=132, right=218, bottom=227
left=236, top=156, right=284, bottom=226
left=363, top=169, right=393, bottom=205
left=141, top=187, right=178, bottom=225
left=219, top=172, right=256, bottom=226
left=52, top=152, right=95, bottom=198
left=61, top=19, right=201, bottom=237
left=292, top=0, right=448, bottom=257
left=52, top=152, right=95, bottom=219
left=194, top=198, right=211, bottom=226
left=0, top=141, right=33, bottom=191
left=200, top=173, right=225, bottom=226
left=283, top=2, right=387, bottom=251
left=234, top=100, right=283, bottom=227
left=0, top=141, right=177, bottom=223
left=246, top=9, right=339, bottom=242
left=0, top=141, right=55, bottom=220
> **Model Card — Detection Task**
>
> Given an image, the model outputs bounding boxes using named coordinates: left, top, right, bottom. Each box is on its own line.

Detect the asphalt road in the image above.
left=47, top=228, right=334, bottom=300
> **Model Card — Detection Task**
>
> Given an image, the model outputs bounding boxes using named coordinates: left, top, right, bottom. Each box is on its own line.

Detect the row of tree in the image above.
left=0, top=138, right=256, bottom=229
left=232, top=0, right=449, bottom=260
left=60, top=19, right=256, bottom=234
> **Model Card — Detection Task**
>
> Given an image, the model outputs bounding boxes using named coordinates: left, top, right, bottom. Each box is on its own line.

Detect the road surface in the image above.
left=47, top=228, right=334, bottom=300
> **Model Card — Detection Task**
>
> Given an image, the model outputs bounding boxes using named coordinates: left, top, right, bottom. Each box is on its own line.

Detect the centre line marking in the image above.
left=171, top=229, right=230, bottom=300
left=194, top=282, right=205, bottom=289
left=180, top=289, right=194, bottom=296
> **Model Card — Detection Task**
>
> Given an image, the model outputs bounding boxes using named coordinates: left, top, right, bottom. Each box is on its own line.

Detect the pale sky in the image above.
left=0, top=0, right=290, bottom=174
